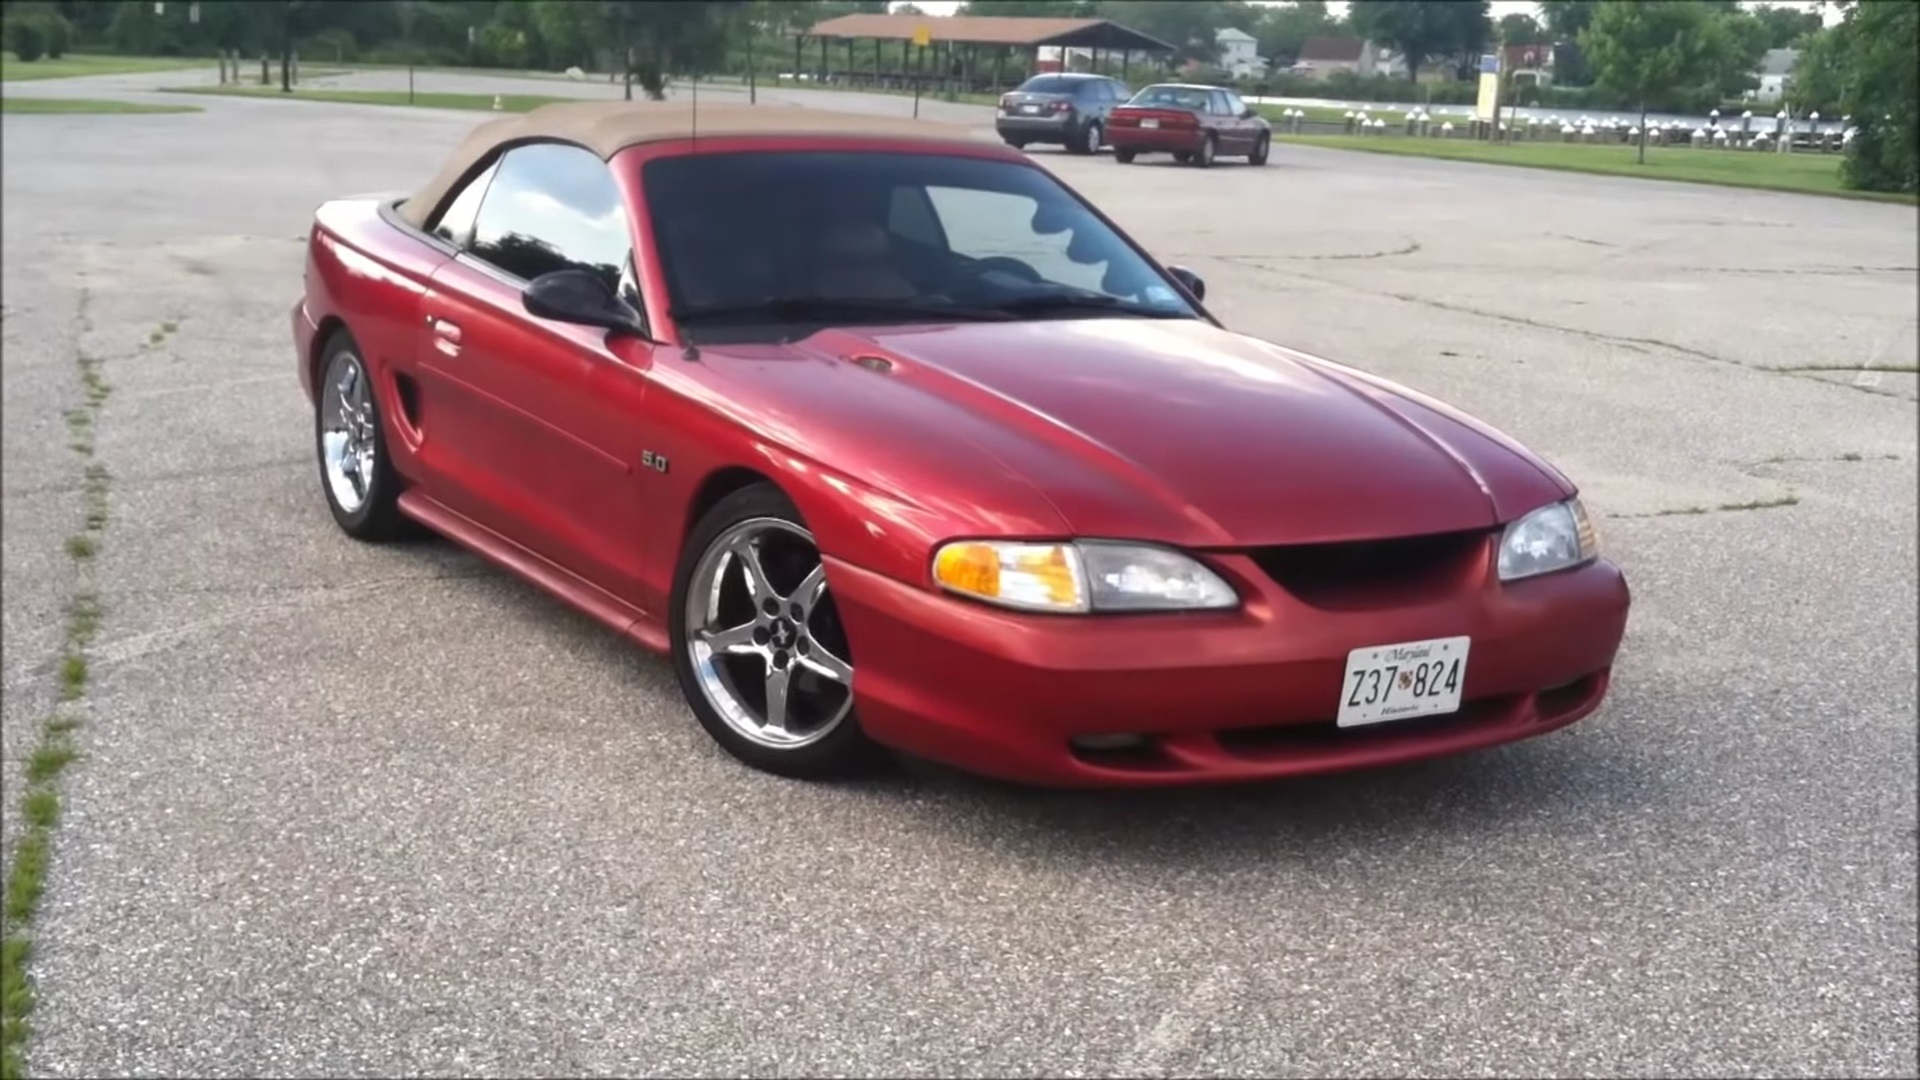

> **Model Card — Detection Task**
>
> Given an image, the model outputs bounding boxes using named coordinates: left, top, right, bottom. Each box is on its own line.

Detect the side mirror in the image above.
left=523, top=268, right=643, bottom=334
left=1167, top=265, right=1206, bottom=302
left=1241, top=107, right=1258, bottom=120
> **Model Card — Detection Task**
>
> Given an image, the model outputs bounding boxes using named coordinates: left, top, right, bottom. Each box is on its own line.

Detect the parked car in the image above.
left=994, top=72, right=1131, bottom=155
left=1108, top=83, right=1273, bottom=167
left=293, top=101, right=1629, bottom=788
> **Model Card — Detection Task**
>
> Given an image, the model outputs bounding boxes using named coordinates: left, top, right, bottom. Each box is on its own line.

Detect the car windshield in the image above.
left=1017, top=76, right=1086, bottom=94
left=1130, top=86, right=1209, bottom=110
left=641, top=150, right=1199, bottom=342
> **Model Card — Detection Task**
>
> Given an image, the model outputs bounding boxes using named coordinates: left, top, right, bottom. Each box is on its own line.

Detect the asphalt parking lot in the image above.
left=3, top=68, right=1916, bottom=1077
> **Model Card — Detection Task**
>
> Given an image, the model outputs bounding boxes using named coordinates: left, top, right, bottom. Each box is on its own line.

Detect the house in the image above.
left=1290, top=36, right=1381, bottom=79
left=1502, top=43, right=1554, bottom=87
left=1748, top=48, right=1800, bottom=103
left=1214, top=26, right=1260, bottom=80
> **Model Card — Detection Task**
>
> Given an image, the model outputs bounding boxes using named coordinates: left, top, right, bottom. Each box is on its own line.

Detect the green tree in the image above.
left=1748, top=2, right=1823, bottom=48
left=958, top=0, right=1097, bottom=15
left=5, top=14, right=44, bottom=60
left=1830, top=0, right=1918, bottom=193
left=1581, top=0, right=1729, bottom=163
left=1254, top=1, right=1345, bottom=68
left=1789, top=23, right=1846, bottom=113
left=1497, top=11, right=1548, bottom=45
left=1348, top=0, right=1490, bottom=82
left=1094, top=1, right=1259, bottom=65
left=1708, top=8, right=1772, bottom=100
left=1536, top=0, right=1596, bottom=41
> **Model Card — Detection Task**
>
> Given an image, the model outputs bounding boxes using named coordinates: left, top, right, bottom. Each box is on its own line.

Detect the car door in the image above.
left=1207, top=90, right=1246, bottom=152
left=1223, top=90, right=1261, bottom=149
left=415, top=142, right=659, bottom=601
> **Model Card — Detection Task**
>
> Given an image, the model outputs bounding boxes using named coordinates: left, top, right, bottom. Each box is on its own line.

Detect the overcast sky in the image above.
left=904, top=1, right=1840, bottom=27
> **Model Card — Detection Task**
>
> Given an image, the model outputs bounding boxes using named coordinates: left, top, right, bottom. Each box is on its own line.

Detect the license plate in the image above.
left=1336, top=636, right=1470, bottom=728
left=1141, top=118, right=1160, bottom=129
left=1021, top=104, right=1041, bottom=114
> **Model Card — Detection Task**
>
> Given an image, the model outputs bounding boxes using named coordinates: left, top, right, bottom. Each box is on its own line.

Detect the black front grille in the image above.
left=1247, top=529, right=1491, bottom=610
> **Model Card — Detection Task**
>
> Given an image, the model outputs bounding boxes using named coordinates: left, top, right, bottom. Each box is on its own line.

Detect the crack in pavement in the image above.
left=0, top=568, right=498, bottom=690
left=4, top=454, right=306, bottom=498
left=1292, top=281, right=1916, bottom=401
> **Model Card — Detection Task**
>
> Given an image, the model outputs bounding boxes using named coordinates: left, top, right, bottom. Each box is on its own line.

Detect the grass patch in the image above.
left=0, top=52, right=209, bottom=82
left=1273, top=133, right=1919, bottom=204
left=1, top=303, right=116, bottom=1079
left=162, top=85, right=582, bottom=112
left=1653, top=492, right=1803, bottom=516
left=0, top=96, right=199, bottom=115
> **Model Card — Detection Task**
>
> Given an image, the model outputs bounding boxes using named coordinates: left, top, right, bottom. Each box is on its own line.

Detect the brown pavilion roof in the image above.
left=805, top=13, right=1174, bottom=53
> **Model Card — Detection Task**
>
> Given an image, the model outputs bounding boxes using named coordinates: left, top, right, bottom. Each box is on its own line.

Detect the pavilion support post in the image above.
left=874, top=38, right=882, bottom=87
left=1122, top=49, right=1131, bottom=81
left=846, top=38, right=855, bottom=86
left=818, top=35, right=827, bottom=82
left=991, top=46, right=1003, bottom=92
left=794, top=36, right=804, bottom=86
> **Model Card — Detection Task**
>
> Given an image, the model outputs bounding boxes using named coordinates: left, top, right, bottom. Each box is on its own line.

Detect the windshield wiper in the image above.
left=985, top=293, right=1193, bottom=319
left=671, top=296, right=1015, bottom=326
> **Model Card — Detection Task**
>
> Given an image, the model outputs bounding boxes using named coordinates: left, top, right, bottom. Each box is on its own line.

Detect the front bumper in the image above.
left=292, top=297, right=318, bottom=404
left=828, top=551, right=1630, bottom=788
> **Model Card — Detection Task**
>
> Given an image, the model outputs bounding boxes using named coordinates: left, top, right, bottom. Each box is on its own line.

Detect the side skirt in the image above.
left=396, top=490, right=671, bottom=654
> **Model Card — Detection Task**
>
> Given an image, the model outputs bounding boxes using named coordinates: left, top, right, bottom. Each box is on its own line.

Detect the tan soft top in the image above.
left=397, top=100, right=991, bottom=228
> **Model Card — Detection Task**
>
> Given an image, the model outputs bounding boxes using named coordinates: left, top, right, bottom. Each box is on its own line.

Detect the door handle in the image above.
left=428, top=316, right=461, bottom=357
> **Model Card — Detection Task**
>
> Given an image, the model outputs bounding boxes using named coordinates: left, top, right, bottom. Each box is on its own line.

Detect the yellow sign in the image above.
left=1474, top=71, right=1500, bottom=121
left=912, top=25, right=932, bottom=48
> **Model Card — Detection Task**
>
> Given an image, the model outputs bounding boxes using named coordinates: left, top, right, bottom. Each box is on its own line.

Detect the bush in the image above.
left=6, top=17, right=45, bottom=62
left=41, top=12, right=69, bottom=59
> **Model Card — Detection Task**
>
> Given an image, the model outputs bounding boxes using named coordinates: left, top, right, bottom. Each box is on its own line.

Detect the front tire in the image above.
left=1114, top=148, right=1136, bottom=164
left=668, top=483, right=880, bottom=780
left=1194, top=134, right=1217, bottom=168
left=1250, top=131, right=1271, bottom=165
left=314, top=330, right=408, bottom=542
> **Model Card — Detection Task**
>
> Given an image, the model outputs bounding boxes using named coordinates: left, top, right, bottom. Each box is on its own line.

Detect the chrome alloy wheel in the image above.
left=684, top=517, right=855, bottom=750
left=319, top=352, right=378, bottom=514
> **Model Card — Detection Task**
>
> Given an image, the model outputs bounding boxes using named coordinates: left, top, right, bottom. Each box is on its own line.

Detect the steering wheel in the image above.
left=948, top=255, right=1046, bottom=301
left=966, top=256, right=1045, bottom=283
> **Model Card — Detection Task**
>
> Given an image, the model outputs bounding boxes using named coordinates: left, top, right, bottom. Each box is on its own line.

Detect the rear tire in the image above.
left=1070, top=120, right=1102, bottom=155
left=1250, top=132, right=1271, bottom=165
left=668, top=482, right=882, bottom=781
left=1194, top=134, right=1217, bottom=168
left=314, top=329, right=409, bottom=543
left=1114, top=148, right=1136, bottom=164
left=1003, top=136, right=1029, bottom=150
left=1172, top=151, right=1193, bottom=164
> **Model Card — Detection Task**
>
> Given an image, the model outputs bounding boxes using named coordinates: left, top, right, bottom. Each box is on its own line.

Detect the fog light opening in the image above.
left=1070, top=733, right=1151, bottom=753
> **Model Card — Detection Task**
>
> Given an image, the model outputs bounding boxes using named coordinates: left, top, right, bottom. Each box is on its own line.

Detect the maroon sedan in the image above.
left=1108, top=83, right=1274, bottom=167
left=292, top=101, right=1627, bottom=788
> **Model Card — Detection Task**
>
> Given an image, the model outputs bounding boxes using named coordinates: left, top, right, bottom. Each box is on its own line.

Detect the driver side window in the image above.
left=922, top=186, right=1108, bottom=293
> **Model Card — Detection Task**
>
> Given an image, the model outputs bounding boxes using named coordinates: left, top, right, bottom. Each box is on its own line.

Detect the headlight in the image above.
left=1497, top=498, right=1599, bottom=582
left=932, top=540, right=1238, bottom=613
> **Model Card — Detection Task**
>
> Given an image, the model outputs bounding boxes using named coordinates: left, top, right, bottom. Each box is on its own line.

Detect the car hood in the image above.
left=782, top=318, right=1573, bottom=549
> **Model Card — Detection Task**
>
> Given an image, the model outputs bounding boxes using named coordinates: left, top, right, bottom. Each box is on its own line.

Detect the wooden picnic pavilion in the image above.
left=794, top=13, right=1177, bottom=96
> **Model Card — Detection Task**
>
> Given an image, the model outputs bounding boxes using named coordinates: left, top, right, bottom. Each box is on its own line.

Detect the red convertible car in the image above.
left=1107, top=83, right=1273, bottom=167
left=294, top=101, right=1629, bottom=788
